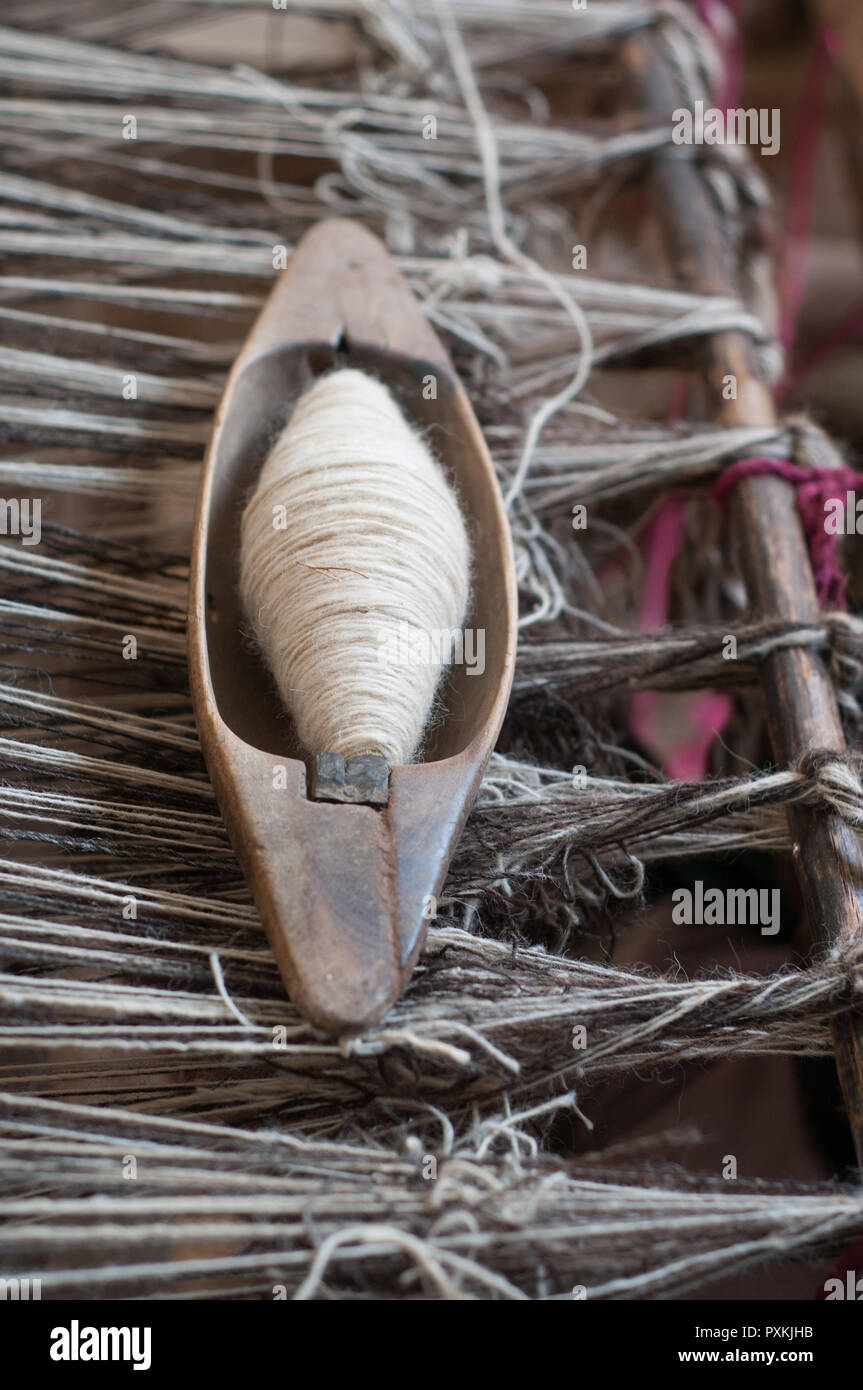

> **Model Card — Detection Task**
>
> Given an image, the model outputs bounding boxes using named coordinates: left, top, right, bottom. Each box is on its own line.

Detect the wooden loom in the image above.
left=0, top=0, right=862, bottom=1301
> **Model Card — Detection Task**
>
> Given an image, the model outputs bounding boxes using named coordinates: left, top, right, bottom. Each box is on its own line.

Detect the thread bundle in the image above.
left=239, top=369, right=471, bottom=764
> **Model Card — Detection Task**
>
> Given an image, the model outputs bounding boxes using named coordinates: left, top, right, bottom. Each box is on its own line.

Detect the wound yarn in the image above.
left=239, top=368, right=471, bottom=764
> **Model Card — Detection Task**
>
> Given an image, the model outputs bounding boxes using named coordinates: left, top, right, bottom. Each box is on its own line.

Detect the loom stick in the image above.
left=624, top=34, right=863, bottom=1166
left=188, top=218, right=517, bottom=1033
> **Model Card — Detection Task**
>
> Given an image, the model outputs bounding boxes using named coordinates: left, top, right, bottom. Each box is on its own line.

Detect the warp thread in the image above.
left=3, top=1091, right=862, bottom=1302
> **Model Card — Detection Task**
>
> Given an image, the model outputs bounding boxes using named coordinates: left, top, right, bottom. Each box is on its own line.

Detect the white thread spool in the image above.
left=239, top=369, right=471, bottom=764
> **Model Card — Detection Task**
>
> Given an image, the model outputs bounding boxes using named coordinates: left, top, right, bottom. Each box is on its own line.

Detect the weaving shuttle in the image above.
left=188, top=218, right=517, bottom=1032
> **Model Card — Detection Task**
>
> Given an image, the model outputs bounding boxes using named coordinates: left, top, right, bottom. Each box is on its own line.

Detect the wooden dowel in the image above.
left=623, top=32, right=863, bottom=1167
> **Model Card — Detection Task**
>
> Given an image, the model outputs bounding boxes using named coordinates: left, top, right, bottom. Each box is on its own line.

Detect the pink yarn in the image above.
left=637, top=499, right=687, bottom=630
left=713, top=457, right=863, bottom=609
left=629, top=373, right=733, bottom=778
